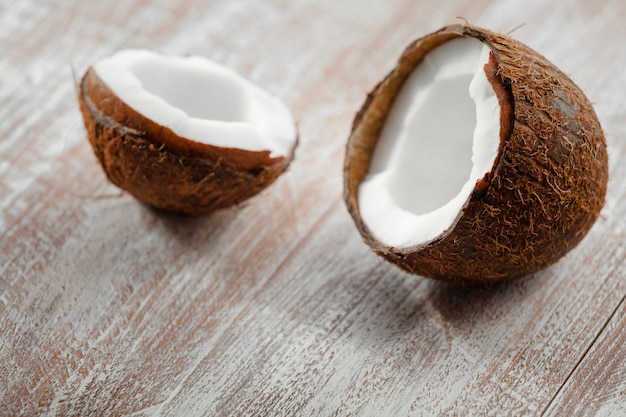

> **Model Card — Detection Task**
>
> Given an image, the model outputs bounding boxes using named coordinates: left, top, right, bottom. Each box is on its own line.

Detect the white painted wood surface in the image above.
left=0, top=0, right=624, bottom=415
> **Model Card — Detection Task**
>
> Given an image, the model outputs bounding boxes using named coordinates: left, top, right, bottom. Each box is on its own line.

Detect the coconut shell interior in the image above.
left=344, top=24, right=608, bottom=284
left=79, top=68, right=296, bottom=215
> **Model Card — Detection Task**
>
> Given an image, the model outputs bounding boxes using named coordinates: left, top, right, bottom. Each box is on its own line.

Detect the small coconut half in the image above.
left=79, top=49, right=297, bottom=215
left=344, top=25, right=608, bottom=284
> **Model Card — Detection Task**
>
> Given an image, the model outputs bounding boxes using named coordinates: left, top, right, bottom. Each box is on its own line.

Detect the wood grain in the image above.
left=545, top=293, right=626, bottom=416
left=0, top=0, right=624, bottom=416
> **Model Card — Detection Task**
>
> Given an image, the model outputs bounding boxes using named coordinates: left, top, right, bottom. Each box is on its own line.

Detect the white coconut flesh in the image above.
left=358, top=38, right=502, bottom=248
left=93, top=49, right=296, bottom=158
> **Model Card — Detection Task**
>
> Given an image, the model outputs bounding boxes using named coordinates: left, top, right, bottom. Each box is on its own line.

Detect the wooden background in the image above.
left=1, top=0, right=624, bottom=415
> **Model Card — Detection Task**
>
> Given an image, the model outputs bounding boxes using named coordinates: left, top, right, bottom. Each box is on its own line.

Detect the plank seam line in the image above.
left=539, top=290, right=626, bottom=416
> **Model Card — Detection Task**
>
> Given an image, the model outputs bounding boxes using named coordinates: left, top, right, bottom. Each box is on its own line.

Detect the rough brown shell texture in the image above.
left=79, top=68, right=296, bottom=215
left=344, top=24, right=608, bottom=284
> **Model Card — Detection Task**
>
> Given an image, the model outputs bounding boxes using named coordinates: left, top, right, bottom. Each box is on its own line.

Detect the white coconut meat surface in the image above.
left=93, top=49, right=296, bottom=158
left=358, top=38, right=502, bottom=248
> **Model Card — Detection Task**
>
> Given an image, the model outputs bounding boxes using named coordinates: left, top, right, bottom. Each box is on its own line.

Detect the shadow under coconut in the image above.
left=424, top=272, right=544, bottom=327
left=345, top=264, right=548, bottom=346
left=140, top=202, right=240, bottom=251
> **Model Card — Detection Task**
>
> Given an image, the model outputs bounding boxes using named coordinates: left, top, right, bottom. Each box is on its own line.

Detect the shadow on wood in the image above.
left=425, top=272, right=544, bottom=327
left=143, top=202, right=239, bottom=249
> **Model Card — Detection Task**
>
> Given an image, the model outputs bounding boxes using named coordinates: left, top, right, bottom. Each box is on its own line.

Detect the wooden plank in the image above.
left=0, top=0, right=624, bottom=416
left=544, top=293, right=626, bottom=416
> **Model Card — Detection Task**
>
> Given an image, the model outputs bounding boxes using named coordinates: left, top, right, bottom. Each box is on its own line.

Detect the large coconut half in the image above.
left=344, top=25, right=608, bottom=284
left=79, top=49, right=297, bottom=215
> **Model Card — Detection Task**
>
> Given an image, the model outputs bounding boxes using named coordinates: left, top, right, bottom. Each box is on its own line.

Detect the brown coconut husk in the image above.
left=79, top=68, right=296, bottom=215
left=344, top=24, right=608, bottom=284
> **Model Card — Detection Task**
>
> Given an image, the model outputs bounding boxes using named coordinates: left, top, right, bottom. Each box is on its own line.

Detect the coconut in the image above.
left=344, top=24, right=608, bottom=284
left=79, top=49, right=297, bottom=215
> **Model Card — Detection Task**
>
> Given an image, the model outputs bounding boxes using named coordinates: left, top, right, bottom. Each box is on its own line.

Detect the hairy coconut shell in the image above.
left=79, top=67, right=297, bottom=215
left=344, top=24, right=608, bottom=284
